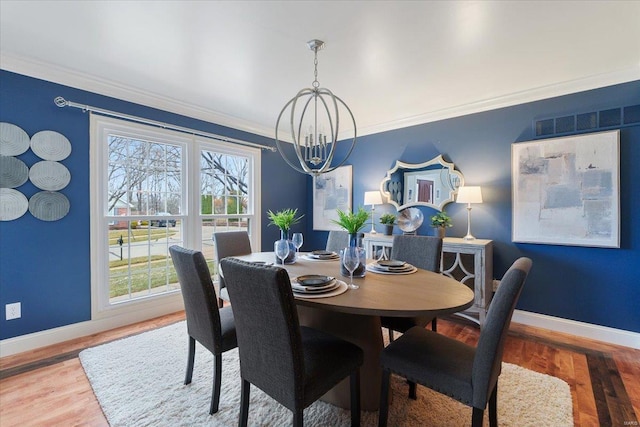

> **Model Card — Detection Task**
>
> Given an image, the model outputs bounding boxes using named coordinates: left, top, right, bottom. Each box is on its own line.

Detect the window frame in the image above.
left=90, top=114, right=261, bottom=320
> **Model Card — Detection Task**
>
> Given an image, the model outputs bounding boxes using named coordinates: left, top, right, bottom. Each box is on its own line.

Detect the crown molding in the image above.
left=3, top=53, right=638, bottom=141
left=357, top=66, right=640, bottom=138
left=0, top=53, right=276, bottom=140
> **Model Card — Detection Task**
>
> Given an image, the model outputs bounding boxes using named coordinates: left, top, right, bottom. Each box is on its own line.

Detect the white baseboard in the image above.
left=512, top=310, right=640, bottom=350
left=2, top=306, right=638, bottom=358
left=0, top=298, right=185, bottom=358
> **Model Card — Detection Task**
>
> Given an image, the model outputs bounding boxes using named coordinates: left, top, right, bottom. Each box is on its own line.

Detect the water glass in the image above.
left=274, top=239, right=290, bottom=265
left=292, top=232, right=303, bottom=254
left=342, top=246, right=362, bottom=289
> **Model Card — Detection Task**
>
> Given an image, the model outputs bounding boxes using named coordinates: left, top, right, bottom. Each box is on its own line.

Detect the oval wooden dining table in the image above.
left=226, top=251, right=475, bottom=411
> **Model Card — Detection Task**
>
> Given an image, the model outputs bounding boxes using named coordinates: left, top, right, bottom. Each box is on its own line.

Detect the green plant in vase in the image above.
left=379, top=213, right=397, bottom=236
left=331, top=207, right=370, bottom=237
left=267, top=208, right=304, bottom=263
left=267, top=208, right=303, bottom=234
left=430, top=211, right=452, bottom=238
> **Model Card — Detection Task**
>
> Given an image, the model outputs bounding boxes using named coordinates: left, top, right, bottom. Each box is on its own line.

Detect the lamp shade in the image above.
left=364, top=191, right=383, bottom=206
left=456, top=186, right=483, bottom=204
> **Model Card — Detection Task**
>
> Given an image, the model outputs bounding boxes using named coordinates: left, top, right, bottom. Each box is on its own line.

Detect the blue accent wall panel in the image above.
left=260, top=143, right=309, bottom=251
left=0, top=70, right=304, bottom=340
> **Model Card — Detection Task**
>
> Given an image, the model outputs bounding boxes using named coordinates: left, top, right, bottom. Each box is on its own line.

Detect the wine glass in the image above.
left=274, top=239, right=290, bottom=265
left=342, top=246, right=361, bottom=289
left=292, top=232, right=303, bottom=255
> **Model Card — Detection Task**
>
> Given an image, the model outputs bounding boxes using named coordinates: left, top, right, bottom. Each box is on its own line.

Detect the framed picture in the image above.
left=512, top=130, right=620, bottom=248
left=313, top=165, right=352, bottom=231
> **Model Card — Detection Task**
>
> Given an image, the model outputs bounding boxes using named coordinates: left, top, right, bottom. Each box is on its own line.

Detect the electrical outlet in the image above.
left=6, top=302, right=21, bottom=320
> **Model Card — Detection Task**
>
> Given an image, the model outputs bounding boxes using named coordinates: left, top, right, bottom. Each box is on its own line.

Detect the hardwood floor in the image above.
left=1, top=312, right=638, bottom=426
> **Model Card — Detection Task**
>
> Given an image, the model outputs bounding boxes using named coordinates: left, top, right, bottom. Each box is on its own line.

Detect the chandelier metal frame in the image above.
left=275, top=39, right=357, bottom=176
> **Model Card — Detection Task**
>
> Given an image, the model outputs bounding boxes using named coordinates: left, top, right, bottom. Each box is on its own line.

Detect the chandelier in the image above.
left=275, top=39, right=357, bottom=176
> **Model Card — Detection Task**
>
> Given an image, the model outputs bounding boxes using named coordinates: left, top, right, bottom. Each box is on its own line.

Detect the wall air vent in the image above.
left=576, top=112, right=597, bottom=131
left=555, top=115, right=575, bottom=134
left=624, top=104, right=640, bottom=124
left=534, top=104, right=639, bottom=137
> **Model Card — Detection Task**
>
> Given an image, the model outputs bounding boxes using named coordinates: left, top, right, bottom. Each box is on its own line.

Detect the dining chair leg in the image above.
left=184, top=336, right=195, bottom=385
left=293, top=409, right=304, bottom=427
left=378, top=369, right=391, bottom=427
left=488, top=385, right=498, bottom=427
left=209, top=353, right=222, bottom=414
left=350, top=369, right=361, bottom=427
left=471, top=407, right=484, bottom=427
left=431, top=318, right=438, bottom=332
left=408, top=380, right=417, bottom=400
left=239, top=379, right=250, bottom=427
left=388, top=329, right=394, bottom=343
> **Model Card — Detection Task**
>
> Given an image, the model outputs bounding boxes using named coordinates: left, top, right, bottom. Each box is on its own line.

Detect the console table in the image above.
left=363, top=233, right=493, bottom=325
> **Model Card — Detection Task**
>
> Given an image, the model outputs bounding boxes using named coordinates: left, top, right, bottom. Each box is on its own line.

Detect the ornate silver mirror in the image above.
left=380, top=155, right=464, bottom=211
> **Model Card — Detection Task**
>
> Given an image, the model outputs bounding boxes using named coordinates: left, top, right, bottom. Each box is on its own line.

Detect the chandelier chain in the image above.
left=312, top=48, right=319, bottom=88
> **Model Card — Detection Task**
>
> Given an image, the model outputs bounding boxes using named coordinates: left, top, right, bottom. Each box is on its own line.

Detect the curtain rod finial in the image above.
left=54, top=96, right=68, bottom=107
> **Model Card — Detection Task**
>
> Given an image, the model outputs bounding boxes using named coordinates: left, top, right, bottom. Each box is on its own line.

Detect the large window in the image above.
left=91, top=115, right=260, bottom=318
left=199, top=148, right=252, bottom=263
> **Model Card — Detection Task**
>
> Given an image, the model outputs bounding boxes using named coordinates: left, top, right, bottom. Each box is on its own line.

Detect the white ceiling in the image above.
left=1, top=1, right=639, bottom=140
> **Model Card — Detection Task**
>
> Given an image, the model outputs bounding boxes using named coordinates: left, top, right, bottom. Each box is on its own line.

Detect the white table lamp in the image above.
left=364, top=191, right=383, bottom=234
left=456, top=186, right=483, bottom=240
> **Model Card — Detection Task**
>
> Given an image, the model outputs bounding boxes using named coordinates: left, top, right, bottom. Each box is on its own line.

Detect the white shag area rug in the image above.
left=79, top=321, right=573, bottom=427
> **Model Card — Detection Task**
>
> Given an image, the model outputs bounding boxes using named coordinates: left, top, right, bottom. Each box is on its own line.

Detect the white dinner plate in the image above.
left=302, top=253, right=340, bottom=262
left=377, top=259, right=406, bottom=267
left=295, top=274, right=334, bottom=286
left=366, top=262, right=417, bottom=275
left=369, top=262, right=414, bottom=273
left=293, top=280, right=348, bottom=298
left=311, top=250, right=335, bottom=256
left=292, top=280, right=339, bottom=294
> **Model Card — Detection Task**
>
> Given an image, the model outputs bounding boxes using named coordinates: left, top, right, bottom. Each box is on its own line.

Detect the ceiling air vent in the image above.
left=534, top=104, right=638, bottom=137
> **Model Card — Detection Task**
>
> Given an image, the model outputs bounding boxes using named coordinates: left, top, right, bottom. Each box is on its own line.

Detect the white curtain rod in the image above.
left=53, top=96, right=277, bottom=152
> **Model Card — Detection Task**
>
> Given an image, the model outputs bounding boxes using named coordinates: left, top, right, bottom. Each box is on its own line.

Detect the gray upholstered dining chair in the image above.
left=169, top=245, right=237, bottom=415
left=213, top=231, right=252, bottom=307
left=325, top=230, right=350, bottom=253
left=380, top=235, right=443, bottom=341
left=378, top=257, right=532, bottom=427
left=220, top=257, right=364, bottom=427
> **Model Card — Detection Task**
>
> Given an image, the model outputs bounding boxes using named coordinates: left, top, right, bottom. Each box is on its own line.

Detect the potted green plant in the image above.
left=430, top=211, right=452, bottom=238
left=331, top=208, right=370, bottom=239
left=267, top=208, right=304, bottom=263
left=267, top=208, right=304, bottom=236
left=379, top=213, right=396, bottom=236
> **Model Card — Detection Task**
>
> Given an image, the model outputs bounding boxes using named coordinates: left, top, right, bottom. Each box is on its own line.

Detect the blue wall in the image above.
left=1, top=70, right=638, bottom=341
left=0, top=70, right=305, bottom=340
left=304, top=81, right=640, bottom=334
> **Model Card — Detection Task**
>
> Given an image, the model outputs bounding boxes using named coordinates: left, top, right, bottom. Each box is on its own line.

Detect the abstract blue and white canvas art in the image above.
left=512, top=130, right=619, bottom=248
left=313, top=165, right=352, bottom=231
